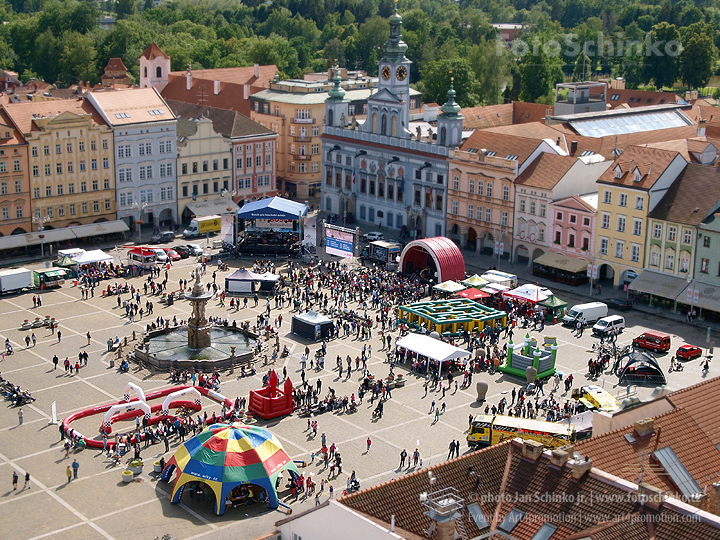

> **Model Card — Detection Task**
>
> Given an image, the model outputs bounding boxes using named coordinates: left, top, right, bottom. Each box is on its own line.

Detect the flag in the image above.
left=429, top=185, right=433, bottom=198
left=352, top=167, right=356, bottom=185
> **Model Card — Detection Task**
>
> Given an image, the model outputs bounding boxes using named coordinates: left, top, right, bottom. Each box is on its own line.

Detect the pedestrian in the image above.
left=23, top=471, right=30, bottom=489
left=72, top=459, right=79, bottom=479
left=430, top=400, right=435, bottom=413
left=455, top=440, right=460, bottom=458
left=31, top=333, right=36, bottom=346
left=329, top=484, right=334, bottom=499
left=399, top=449, right=407, bottom=468
left=66, top=465, right=72, bottom=483
left=18, top=408, right=23, bottom=425
left=315, top=492, right=321, bottom=506
left=12, top=470, right=18, bottom=490
left=366, top=436, right=371, bottom=452
left=57, top=330, right=61, bottom=342
left=53, top=355, right=59, bottom=370
left=448, top=440, right=455, bottom=460
left=86, top=332, right=91, bottom=346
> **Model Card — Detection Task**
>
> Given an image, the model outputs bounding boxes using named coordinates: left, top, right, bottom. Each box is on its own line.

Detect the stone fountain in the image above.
left=132, top=265, right=257, bottom=372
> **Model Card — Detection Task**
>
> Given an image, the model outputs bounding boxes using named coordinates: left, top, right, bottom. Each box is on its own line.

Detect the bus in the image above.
left=467, top=414, right=576, bottom=449
left=571, top=385, right=620, bottom=413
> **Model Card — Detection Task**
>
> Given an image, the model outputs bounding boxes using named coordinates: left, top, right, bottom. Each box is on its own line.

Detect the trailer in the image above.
left=0, top=268, right=33, bottom=294
left=365, top=240, right=402, bottom=270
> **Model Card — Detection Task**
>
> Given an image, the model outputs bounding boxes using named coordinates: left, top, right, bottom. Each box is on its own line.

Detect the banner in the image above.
left=49, top=401, right=58, bottom=424
left=220, top=213, right=234, bottom=247
left=326, top=229, right=354, bottom=258
left=255, top=218, right=294, bottom=230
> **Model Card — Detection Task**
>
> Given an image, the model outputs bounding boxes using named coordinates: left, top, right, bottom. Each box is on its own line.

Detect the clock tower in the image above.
left=365, top=1, right=412, bottom=137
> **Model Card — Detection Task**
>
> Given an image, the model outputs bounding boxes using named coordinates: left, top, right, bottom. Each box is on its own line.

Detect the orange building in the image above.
left=0, top=108, right=30, bottom=236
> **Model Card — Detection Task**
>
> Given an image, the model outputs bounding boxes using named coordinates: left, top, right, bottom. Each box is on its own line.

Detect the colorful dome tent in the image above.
left=161, top=423, right=300, bottom=515
left=399, top=237, right=465, bottom=283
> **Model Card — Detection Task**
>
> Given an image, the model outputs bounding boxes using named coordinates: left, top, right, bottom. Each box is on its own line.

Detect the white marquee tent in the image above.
left=396, top=334, right=471, bottom=364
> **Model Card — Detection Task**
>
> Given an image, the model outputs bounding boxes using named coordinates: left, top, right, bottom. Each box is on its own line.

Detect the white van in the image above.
left=563, top=302, right=608, bottom=326
left=592, top=315, right=625, bottom=336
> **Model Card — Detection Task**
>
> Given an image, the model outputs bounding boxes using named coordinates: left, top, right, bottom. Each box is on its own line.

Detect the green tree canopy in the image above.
left=419, top=58, right=481, bottom=108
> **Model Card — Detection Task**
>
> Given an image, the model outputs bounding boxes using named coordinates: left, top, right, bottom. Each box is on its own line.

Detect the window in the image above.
left=498, top=508, right=526, bottom=534
left=82, top=202, right=87, bottom=213
left=46, top=207, right=52, bottom=218
left=539, top=203, right=545, bottom=217
left=701, top=258, right=709, bottom=273
left=1, top=207, right=7, bottom=220
left=436, top=174, right=444, bottom=186
left=246, top=157, right=252, bottom=169
left=79, top=160, right=86, bottom=172
left=615, top=240, right=624, bottom=258
left=619, top=193, right=627, bottom=207
left=453, top=175, right=459, bottom=190
left=78, top=141, right=85, bottom=152
left=614, top=167, right=622, bottom=179
left=519, top=199, right=525, bottom=213
left=55, top=144, right=61, bottom=155
left=43, top=145, right=49, bottom=156
left=33, top=187, right=40, bottom=198
left=501, top=211, right=508, bottom=227
left=31, top=146, right=38, bottom=157
left=486, top=183, right=492, bottom=198
left=13, top=160, right=20, bottom=172
left=668, top=227, right=676, bottom=241
left=69, top=203, right=75, bottom=215
left=102, top=139, right=108, bottom=150
left=81, top=181, right=87, bottom=192
left=468, top=204, right=474, bottom=219
left=93, top=200, right=99, bottom=212
left=601, top=213, right=610, bottom=229
left=104, top=178, right=109, bottom=190
left=15, top=205, right=22, bottom=219
left=680, top=258, right=689, bottom=273
left=531, top=522, right=558, bottom=540
left=58, top=205, right=64, bottom=217
left=311, top=162, right=319, bottom=172
left=312, top=126, right=319, bottom=137
left=202, top=160, right=208, bottom=172
left=67, top=162, right=73, bottom=173
left=665, top=254, right=674, bottom=270
left=476, top=206, right=482, bottom=220
left=568, top=233, right=575, bottom=247
left=635, top=196, right=644, bottom=210
left=68, top=183, right=74, bottom=194
left=603, top=190, right=612, bottom=204
left=556, top=211, right=563, bottom=221
left=651, top=252, right=660, bottom=266
left=683, top=229, right=692, bottom=244
left=105, top=199, right=111, bottom=211
left=569, top=214, right=577, bottom=224
left=477, top=181, right=483, bottom=197
left=485, top=208, right=491, bottom=222
left=600, top=237, right=608, bottom=255
left=45, top=185, right=51, bottom=197
left=92, top=179, right=98, bottom=191
left=653, top=223, right=662, bottom=238
left=538, top=228, right=544, bottom=242
left=617, top=216, right=626, bottom=233
left=32, top=165, right=39, bottom=177
left=704, top=236, right=711, bottom=248
left=56, top=184, right=63, bottom=196
left=103, top=158, right=109, bottom=169
left=502, top=185, right=509, bottom=201
left=631, top=244, right=640, bottom=262
left=44, top=164, right=50, bottom=176
left=256, top=155, right=262, bottom=167
left=633, top=218, right=642, bottom=236
left=90, top=140, right=96, bottom=151
left=555, top=231, right=561, bottom=244
left=469, top=178, right=474, bottom=194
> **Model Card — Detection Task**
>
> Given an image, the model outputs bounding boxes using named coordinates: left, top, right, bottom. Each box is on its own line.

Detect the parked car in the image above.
left=173, top=245, right=191, bottom=259
left=633, top=331, right=671, bottom=353
left=607, top=298, right=632, bottom=311
left=676, top=344, right=703, bottom=360
left=150, top=231, right=175, bottom=244
left=562, top=302, right=608, bottom=326
left=186, top=244, right=204, bottom=256
left=151, top=248, right=168, bottom=263
left=592, top=315, right=625, bottom=336
left=163, top=248, right=181, bottom=261
left=364, top=232, right=384, bottom=242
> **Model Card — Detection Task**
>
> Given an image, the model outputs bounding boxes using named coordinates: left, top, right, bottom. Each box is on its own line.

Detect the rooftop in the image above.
left=596, top=145, right=685, bottom=190
left=3, top=99, right=106, bottom=135
left=514, top=152, right=577, bottom=190
left=165, top=100, right=273, bottom=140
left=251, top=87, right=420, bottom=106
left=169, top=65, right=278, bottom=86
left=457, top=130, right=547, bottom=166
left=139, top=42, right=170, bottom=61
left=647, top=163, right=720, bottom=225
left=666, top=376, right=720, bottom=446
left=87, top=87, right=174, bottom=126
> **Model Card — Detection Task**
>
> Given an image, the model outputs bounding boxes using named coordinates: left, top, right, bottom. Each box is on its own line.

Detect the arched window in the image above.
left=440, top=127, right=446, bottom=146
left=144, top=66, right=148, bottom=78
left=156, top=66, right=162, bottom=78
left=372, top=113, right=377, bottom=133
left=328, top=109, right=334, bottom=127
left=381, top=114, right=387, bottom=135
left=391, top=116, right=397, bottom=137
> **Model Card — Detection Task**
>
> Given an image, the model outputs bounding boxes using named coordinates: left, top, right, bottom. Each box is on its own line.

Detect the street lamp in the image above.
left=131, top=201, right=149, bottom=244
left=687, top=274, right=695, bottom=323
left=32, top=214, right=51, bottom=258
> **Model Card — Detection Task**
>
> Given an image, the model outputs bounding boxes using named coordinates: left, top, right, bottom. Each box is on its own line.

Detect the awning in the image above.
left=533, top=252, right=588, bottom=274
left=237, top=197, right=308, bottom=220
left=433, top=280, right=466, bottom=293
left=685, top=282, right=720, bottom=313
left=628, top=270, right=688, bottom=300
left=0, top=220, right=129, bottom=251
left=503, top=284, right=552, bottom=303
left=396, top=334, right=471, bottom=363
left=482, top=283, right=509, bottom=294
left=186, top=198, right=240, bottom=217
left=455, top=287, right=490, bottom=300
left=72, top=249, right=113, bottom=265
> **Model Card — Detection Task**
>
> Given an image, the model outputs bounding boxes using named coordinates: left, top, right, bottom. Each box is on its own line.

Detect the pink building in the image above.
left=549, top=193, right=597, bottom=263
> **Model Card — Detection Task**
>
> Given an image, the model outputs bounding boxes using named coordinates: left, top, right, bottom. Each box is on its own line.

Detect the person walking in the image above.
left=53, top=354, right=59, bottom=370
left=23, top=471, right=30, bottom=489
left=12, top=470, right=18, bottom=490
left=71, top=459, right=79, bottom=479
left=366, top=437, right=371, bottom=452
left=455, top=440, right=461, bottom=458
left=57, top=330, right=62, bottom=342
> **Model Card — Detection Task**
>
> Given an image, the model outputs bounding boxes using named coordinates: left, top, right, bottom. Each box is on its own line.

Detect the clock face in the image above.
left=381, top=66, right=391, bottom=80
left=396, top=66, right=407, bottom=81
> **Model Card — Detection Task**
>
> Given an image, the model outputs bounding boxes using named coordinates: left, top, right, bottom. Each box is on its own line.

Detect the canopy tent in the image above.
left=291, top=310, right=334, bottom=341
left=503, top=284, right=552, bottom=304
left=161, top=423, right=300, bottom=515
left=53, top=255, right=79, bottom=270
left=481, top=283, right=510, bottom=295
left=462, top=274, right=489, bottom=288
left=57, top=248, right=85, bottom=258
left=433, top=280, right=466, bottom=293
left=532, top=252, right=588, bottom=273
left=538, top=295, right=568, bottom=321
left=455, top=287, right=490, bottom=301
left=396, top=334, right=471, bottom=364
left=237, top=197, right=308, bottom=221
left=628, top=270, right=689, bottom=301
left=72, top=249, right=113, bottom=265
left=255, top=271, right=280, bottom=292
left=225, top=268, right=259, bottom=295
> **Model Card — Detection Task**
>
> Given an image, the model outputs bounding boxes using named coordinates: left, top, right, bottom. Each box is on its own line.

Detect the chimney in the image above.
left=550, top=445, right=573, bottom=469
left=571, top=456, right=593, bottom=480
left=214, top=80, right=221, bottom=95
left=422, top=490, right=464, bottom=540
left=254, top=63, right=260, bottom=79
left=634, top=418, right=655, bottom=438
left=639, top=483, right=667, bottom=510
left=705, top=481, right=720, bottom=515
left=243, top=84, right=249, bottom=100
left=186, top=70, right=193, bottom=91
left=570, top=141, right=578, bottom=154
left=521, top=440, right=544, bottom=462
left=698, top=119, right=706, bottom=137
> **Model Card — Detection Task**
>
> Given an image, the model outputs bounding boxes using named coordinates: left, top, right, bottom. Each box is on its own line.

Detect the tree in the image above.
left=467, top=38, right=512, bottom=105
left=115, top=0, right=138, bottom=19
left=61, top=32, right=98, bottom=84
left=641, top=22, right=681, bottom=90
left=419, top=58, right=481, bottom=108
left=518, top=45, right=553, bottom=102
left=680, top=33, right=717, bottom=88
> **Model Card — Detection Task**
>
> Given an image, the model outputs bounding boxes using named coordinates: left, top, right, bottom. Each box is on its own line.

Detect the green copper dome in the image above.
left=440, top=79, right=461, bottom=117
left=327, top=67, right=346, bottom=101
left=382, top=2, right=408, bottom=62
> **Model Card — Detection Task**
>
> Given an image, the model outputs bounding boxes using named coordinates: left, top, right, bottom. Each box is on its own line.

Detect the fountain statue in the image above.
left=186, top=265, right=213, bottom=348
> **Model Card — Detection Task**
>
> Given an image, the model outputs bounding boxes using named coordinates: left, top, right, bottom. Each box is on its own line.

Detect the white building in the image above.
left=87, top=88, right=178, bottom=231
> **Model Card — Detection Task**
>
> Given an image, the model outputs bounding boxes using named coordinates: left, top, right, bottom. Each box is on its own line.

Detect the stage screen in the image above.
left=326, top=229, right=354, bottom=258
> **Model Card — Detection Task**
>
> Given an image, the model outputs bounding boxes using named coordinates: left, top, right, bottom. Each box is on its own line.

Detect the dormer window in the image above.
left=614, top=166, right=622, bottom=179
left=633, top=169, right=641, bottom=182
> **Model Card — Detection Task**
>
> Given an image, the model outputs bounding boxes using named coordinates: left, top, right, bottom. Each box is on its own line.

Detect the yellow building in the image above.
left=3, top=100, right=116, bottom=230
left=0, top=109, right=31, bottom=236
left=594, top=145, right=686, bottom=288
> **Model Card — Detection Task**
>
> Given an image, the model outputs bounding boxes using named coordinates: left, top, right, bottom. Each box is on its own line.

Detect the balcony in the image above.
left=292, top=118, right=316, bottom=124
left=293, top=154, right=311, bottom=161
left=293, top=136, right=312, bottom=142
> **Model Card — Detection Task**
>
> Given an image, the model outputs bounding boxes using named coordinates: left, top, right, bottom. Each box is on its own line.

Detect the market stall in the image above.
left=224, top=268, right=259, bottom=295
left=537, top=295, right=568, bottom=323
left=462, top=274, right=489, bottom=288
left=291, top=310, right=334, bottom=341
left=502, top=284, right=552, bottom=304
left=455, top=287, right=490, bottom=302
left=72, top=249, right=114, bottom=266
left=255, top=271, right=280, bottom=293
left=433, top=280, right=466, bottom=293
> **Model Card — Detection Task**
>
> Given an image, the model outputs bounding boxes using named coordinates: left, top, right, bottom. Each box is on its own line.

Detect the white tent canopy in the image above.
left=433, top=280, right=466, bottom=293
left=482, top=283, right=510, bottom=294
left=396, top=334, right=471, bottom=364
left=502, top=284, right=552, bottom=303
left=462, top=274, right=489, bottom=288
left=255, top=272, right=280, bottom=282
left=72, top=249, right=113, bottom=265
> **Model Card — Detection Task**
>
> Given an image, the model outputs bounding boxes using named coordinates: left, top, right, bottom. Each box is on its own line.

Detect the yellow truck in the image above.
left=183, top=215, right=222, bottom=238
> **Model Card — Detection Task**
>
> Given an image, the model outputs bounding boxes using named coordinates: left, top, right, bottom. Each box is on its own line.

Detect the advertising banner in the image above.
left=326, top=229, right=354, bottom=258
left=220, top=214, right=234, bottom=247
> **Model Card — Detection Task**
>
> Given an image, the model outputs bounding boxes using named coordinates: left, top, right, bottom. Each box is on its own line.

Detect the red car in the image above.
left=676, top=345, right=703, bottom=360
left=163, top=248, right=181, bottom=261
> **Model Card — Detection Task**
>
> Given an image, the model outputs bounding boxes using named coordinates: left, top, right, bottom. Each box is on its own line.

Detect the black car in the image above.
left=607, top=297, right=632, bottom=311
left=173, top=245, right=191, bottom=259
left=150, top=231, right=175, bottom=244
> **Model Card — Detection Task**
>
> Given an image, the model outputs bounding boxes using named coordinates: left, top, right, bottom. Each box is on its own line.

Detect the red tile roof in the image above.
left=104, top=58, right=128, bottom=72
left=597, top=145, right=685, bottom=189
left=459, top=130, right=545, bottom=166
left=461, top=102, right=550, bottom=130
left=666, top=376, right=720, bottom=446
left=139, top=42, right=169, bottom=61
left=597, top=87, right=682, bottom=109
left=169, top=65, right=278, bottom=87
left=3, top=99, right=107, bottom=134
left=514, top=152, right=577, bottom=189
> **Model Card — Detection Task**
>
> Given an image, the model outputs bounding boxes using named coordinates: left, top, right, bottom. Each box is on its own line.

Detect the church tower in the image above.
left=139, top=42, right=170, bottom=91
left=364, top=1, right=412, bottom=137
left=436, top=78, right=464, bottom=147
left=325, top=64, right=349, bottom=129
